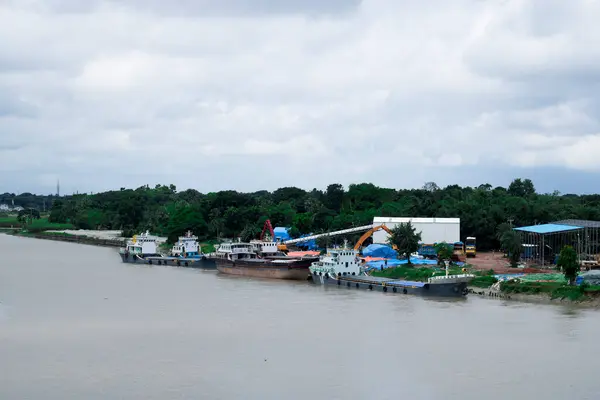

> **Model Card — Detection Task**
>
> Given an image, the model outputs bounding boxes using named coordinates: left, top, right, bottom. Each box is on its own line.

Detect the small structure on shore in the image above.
left=513, top=221, right=599, bottom=267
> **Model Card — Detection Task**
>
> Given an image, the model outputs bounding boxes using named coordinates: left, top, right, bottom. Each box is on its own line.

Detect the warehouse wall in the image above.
left=372, top=217, right=461, bottom=244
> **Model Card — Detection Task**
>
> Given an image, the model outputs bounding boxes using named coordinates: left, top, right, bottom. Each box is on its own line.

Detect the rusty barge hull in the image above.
left=214, top=258, right=316, bottom=281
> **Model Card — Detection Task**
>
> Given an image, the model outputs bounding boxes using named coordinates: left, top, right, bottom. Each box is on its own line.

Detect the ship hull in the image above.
left=309, top=273, right=468, bottom=297
left=120, top=253, right=215, bottom=268
left=215, top=258, right=315, bottom=281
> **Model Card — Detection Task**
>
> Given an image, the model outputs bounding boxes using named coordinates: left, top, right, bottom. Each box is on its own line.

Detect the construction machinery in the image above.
left=465, top=236, right=476, bottom=257
left=353, top=224, right=398, bottom=251
left=260, top=219, right=289, bottom=253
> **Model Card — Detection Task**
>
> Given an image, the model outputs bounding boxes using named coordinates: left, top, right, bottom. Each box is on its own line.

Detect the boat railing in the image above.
left=427, top=274, right=475, bottom=282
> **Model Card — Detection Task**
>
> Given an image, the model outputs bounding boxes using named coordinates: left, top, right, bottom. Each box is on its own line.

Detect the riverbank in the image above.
left=10, top=231, right=127, bottom=247
left=467, top=285, right=600, bottom=308
left=371, top=265, right=600, bottom=307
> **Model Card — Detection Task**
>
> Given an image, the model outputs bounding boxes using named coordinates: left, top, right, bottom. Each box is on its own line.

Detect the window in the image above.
left=345, top=262, right=348, bottom=268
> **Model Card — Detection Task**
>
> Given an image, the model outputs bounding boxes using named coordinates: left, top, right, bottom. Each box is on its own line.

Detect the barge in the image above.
left=119, top=230, right=212, bottom=268
left=309, top=242, right=473, bottom=297
left=212, top=240, right=318, bottom=280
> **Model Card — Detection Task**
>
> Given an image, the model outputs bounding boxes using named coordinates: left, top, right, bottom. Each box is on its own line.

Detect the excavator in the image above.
left=260, top=219, right=289, bottom=253
left=353, top=224, right=398, bottom=251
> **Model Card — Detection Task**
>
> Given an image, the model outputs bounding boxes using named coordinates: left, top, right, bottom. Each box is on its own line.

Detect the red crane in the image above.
left=260, top=219, right=275, bottom=241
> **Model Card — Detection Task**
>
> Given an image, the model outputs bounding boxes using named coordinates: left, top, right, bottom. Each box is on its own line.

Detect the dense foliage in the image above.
left=557, top=245, right=579, bottom=285
left=434, top=242, right=454, bottom=263
left=3, top=178, right=596, bottom=246
left=497, top=225, right=523, bottom=267
left=0, top=192, right=57, bottom=211
left=387, top=222, right=421, bottom=264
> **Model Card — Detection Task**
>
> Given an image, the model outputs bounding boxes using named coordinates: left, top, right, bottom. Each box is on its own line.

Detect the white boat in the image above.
left=170, top=230, right=205, bottom=259
left=309, top=240, right=473, bottom=297
left=119, top=231, right=161, bottom=263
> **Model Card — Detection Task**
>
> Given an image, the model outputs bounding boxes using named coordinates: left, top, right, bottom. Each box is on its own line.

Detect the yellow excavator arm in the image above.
left=354, top=224, right=398, bottom=251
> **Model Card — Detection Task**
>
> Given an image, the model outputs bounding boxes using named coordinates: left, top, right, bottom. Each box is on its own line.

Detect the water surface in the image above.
left=1, top=235, right=598, bottom=399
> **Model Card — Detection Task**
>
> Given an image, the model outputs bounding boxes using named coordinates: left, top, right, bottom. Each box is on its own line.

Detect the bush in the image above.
left=469, top=275, right=498, bottom=288
left=121, top=229, right=136, bottom=238
left=24, top=218, right=74, bottom=233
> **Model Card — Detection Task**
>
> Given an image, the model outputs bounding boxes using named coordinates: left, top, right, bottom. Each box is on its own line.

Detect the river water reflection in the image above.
left=1, top=234, right=599, bottom=399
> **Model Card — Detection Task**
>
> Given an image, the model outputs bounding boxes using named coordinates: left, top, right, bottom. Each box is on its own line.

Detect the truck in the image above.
left=465, top=236, right=476, bottom=257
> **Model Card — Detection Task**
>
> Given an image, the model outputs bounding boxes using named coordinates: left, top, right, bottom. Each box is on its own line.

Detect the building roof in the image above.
left=552, top=219, right=600, bottom=228
left=373, top=217, right=460, bottom=224
left=514, top=223, right=584, bottom=234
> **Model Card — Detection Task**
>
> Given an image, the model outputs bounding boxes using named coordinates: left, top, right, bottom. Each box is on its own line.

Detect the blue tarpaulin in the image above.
left=294, top=233, right=319, bottom=250
left=365, top=258, right=465, bottom=271
left=273, top=227, right=291, bottom=242
left=361, top=244, right=397, bottom=259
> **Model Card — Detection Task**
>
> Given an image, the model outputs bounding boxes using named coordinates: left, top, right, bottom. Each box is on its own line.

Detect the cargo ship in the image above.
left=119, top=230, right=210, bottom=268
left=309, top=241, right=473, bottom=297
left=213, top=239, right=318, bottom=280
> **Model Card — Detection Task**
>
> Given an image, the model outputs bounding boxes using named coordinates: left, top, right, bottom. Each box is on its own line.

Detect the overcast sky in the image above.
left=1, top=0, right=599, bottom=195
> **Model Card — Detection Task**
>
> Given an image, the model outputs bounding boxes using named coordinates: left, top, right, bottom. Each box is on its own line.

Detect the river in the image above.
left=0, top=234, right=599, bottom=399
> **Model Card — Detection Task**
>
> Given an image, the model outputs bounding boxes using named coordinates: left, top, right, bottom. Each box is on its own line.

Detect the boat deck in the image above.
left=339, top=275, right=427, bottom=288
left=146, top=256, right=202, bottom=262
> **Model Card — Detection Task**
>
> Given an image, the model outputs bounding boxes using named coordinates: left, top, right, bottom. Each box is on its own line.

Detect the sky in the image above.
left=1, top=0, right=599, bottom=196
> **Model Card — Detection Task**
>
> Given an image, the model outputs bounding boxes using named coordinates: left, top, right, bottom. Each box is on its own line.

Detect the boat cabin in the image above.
left=125, top=230, right=158, bottom=255
left=249, top=240, right=280, bottom=256
left=310, top=241, right=362, bottom=277
left=171, top=230, right=201, bottom=257
left=214, top=241, right=257, bottom=261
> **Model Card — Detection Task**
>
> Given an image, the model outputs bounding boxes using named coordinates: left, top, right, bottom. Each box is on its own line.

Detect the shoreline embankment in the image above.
left=5, top=231, right=600, bottom=308
left=10, top=232, right=126, bottom=247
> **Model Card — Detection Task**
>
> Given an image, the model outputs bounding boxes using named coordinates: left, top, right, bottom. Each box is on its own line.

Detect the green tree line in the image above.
left=39, top=179, right=600, bottom=246
left=0, top=192, right=57, bottom=211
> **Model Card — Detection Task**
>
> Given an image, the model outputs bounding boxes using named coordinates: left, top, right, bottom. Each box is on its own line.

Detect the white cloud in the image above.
left=0, top=0, right=599, bottom=194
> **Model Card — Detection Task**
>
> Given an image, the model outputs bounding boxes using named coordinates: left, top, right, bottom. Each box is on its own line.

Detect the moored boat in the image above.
left=119, top=230, right=211, bottom=268
left=169, top=230, right=205, bottom=259
left=213, top=239, right=318, bottom=280
left=119, top=231, right=162, bottom=263
left=309, top=241, right=473, bottom=297
left=145, top=230, right=214, bottom=268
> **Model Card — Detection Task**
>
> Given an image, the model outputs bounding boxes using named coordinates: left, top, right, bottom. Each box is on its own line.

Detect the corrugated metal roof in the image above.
left=373, top=217, right=460, bottom=224
left=552, top=219, right=600, bottom=228
left=514, top=223, right=584, bottom=234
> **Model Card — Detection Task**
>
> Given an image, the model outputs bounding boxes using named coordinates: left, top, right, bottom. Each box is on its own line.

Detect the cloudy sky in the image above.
left=1, top=0, right=599, bottom=195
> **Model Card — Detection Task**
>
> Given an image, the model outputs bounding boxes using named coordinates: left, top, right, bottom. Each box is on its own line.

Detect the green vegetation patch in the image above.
left=469, top=275, right=499, bottom=288
left=24, top=218, right=75, bottom=233
left=499, top=280, right=600, bottom=302
left=0, top=216, right=20, bottom=227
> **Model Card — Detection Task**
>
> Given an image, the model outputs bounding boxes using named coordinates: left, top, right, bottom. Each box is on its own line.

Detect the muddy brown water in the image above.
left=1, top=234, right=599, bottom=399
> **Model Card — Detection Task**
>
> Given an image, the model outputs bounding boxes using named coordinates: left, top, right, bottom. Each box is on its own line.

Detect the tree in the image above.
left=386, top=222, right=422, bottom=266
left=17, top=208, right=40, bottom=224
left=423, top=182, right=440, bottom=192
left=557, top=245, right=579, bottom=285
left=498, top=228, right=522, bottom=267
left=508, top=178, right=535, bottom=197
left=239, top=224, right=261, bottom=242
left=434, top=242, right=454, bottom=265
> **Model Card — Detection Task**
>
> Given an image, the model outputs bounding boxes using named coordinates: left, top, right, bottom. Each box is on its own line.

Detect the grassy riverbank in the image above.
left=369, top=265, right=497, bottom=287
left=369, top=264, right=600, bottom=304
left=499, top=281, right=600, bottom=301
left=0, top=216, right=74, bottom=231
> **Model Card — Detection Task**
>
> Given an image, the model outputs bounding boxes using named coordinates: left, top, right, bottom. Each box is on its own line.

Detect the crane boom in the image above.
left=353, top=224, right=398, bottom=250
left=283, top=224, right=374, bottom=244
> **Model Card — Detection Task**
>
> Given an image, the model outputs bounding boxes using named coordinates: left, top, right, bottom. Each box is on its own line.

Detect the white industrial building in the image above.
left=372, top=217, right=461, bottom=244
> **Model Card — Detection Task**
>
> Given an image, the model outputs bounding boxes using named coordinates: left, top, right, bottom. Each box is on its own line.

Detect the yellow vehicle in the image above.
left=465, top=236, right=476, bottom=257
